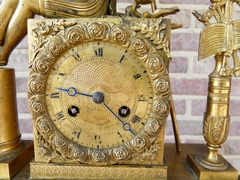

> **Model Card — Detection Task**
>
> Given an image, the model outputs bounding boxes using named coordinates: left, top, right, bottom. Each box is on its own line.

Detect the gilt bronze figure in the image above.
left=0, top=0, right=117, bottom=66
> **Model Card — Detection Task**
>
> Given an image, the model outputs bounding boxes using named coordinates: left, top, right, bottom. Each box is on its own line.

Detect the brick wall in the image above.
left=1, top=0, right=240, bottom=173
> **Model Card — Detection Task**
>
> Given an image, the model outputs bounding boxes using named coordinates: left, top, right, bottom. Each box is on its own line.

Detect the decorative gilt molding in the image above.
left=30, top=162, right=167, bottom=180
left=28, top=18, right=172, bottom=165
left=203, top=114, right=230, bottom=146
left=193, top=0, right=240, bottom=77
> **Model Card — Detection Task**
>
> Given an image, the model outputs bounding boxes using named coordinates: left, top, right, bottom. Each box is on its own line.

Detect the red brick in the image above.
left=171, top=33, right=200, bottom=51
left=8, top=53, right=29, bottom=72
left=168, top=9, right=191, bottom=29
left=231, top=79, right=240, bottom=96
left=166, top=120, right=203, bottom=135
left=159, top=0, right=210, bottom=4
left=17, top=98, right=30, bottom=114
left=230, top=100, right=240, bottom=116
left=229, top=121, right=240, bottom=136
left=19, top=119, right=33, bottom=133
left=15, top=77, right=28, bottom=93
left=172, top=99, right=186, bottom=115
left=15, top=36, right=28, bottom=49
left=170, top=78, right=208, bottom=95
left=169, top=57, right=188, bottom=73
left=191, top=99, right=206, bottom=116
left=193, top=56, right=215, bottom=74
left=221, top=139, right=240, bottom=155
left=183, top=138, right=205, bottom=144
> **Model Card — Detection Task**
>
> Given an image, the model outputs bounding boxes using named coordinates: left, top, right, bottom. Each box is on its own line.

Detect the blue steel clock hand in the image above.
left=56, top=87, right=93, bottom=97
left=90, top=91, right=135, bottom=136
left=103, top=101, right=136, bottom=136
left=56, top=88, right=135, bottom=136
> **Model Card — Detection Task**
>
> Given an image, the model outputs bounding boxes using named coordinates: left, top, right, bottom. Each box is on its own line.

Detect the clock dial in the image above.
left=45, top=41, right=153, bottom=148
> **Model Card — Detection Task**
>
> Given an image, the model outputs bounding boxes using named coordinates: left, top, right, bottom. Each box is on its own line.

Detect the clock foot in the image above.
left=187, top=154, right=238, bottom=180
left=0, top=140, right=34, bottom=179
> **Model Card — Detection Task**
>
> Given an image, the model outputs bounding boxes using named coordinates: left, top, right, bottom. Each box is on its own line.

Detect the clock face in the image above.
left=45, top=41, right=153, bottom=149
left=28, top=19, right=171, bottom=165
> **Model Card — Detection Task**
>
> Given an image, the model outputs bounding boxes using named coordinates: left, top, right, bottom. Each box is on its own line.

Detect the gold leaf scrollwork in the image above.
left=39, top=146, right=51, bottom=159
left=88, top=22, right=108, bottom=40
left=113, top=146, right=130, bottom=160
left=130, top=36, right=150, bottom=59
left=131, top=140, right=161, bottom=164
left=147, top=54, right=166, bottom=76
left=92, top=149, right=109, bottom=163
left=29, top=96, right=45, bottom=116
left=154, top=78, right=170, bottom=96
left=48, top=35, right=67, bottom=57
left=110, top=25, right=130, bottom=46
left=65, top=26, right=86, bottom=46
left=31, top=54, right=52, bottom=74
left=131, top=136, right=147, bottom=151
left=203, top=114, right=230, bottom=146
left=153, top=100, right=170, bottom=119
left=51, top=134, right=69, bottom=155
left=143, top=118, right=161, bottom=136
left=37, top=117, right=53, bottom=137
left=33, top=21, right=51, bottom=37
left=28, top=75, right=45, bottom=94
left=70, top=145, right=88, bottom=162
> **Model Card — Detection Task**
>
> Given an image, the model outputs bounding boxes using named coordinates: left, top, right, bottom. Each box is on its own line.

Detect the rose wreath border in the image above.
left=28, top=19, right=172, bottom=164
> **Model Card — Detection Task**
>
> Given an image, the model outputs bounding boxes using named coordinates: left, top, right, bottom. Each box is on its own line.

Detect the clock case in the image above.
left=28, top=17, right=172, bottom=179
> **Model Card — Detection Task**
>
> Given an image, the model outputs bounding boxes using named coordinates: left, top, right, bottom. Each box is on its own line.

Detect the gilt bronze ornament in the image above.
left=0, top=0, right=117, bottom=66
left=188, top=1, right=240, bottom=179
left=0, top=68, right=34, bottom=179
left=28, top=17, right=174, bottom=180
left=0, top=0, right=182, bottom=179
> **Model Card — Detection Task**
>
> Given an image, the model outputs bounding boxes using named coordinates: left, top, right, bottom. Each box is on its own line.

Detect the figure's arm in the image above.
left=0, top=0, right=19, bottom=45
left=0, top=0, right=40, bottom=66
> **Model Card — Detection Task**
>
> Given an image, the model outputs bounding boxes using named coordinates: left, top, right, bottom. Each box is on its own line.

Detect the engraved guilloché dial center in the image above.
left=61, top=58, right=138, bottom=135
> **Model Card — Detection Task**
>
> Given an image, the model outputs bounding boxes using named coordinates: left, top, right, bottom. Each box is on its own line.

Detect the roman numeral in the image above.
left=132, top=115, right=141, bottom=123
left=56, top=111, right=65, bottom=121
left=94, top=48, right=103, bottom=57
left=134, top=73, right=141, bottom=79
left=58, top=73, right=65, bottom=76
left=138, top=94, right=147, bottom=101
left=50, top=92, right=59, bottom=98
left=72, top=53, right=81, bottom=61
left=119, top=55, right=125, bottom=63
left=72, top=130, right=81, bottom=139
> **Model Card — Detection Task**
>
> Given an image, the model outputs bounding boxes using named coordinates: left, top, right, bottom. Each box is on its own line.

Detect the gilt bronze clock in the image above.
left=28, top=17, right=172, bottom=179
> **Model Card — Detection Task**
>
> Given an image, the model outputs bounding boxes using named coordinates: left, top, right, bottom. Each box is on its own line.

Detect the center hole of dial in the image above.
left=92, top=92, right=104, bottom=104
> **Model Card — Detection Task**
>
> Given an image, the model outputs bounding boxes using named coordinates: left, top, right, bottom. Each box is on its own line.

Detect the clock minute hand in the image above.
left=56, top=87, right=93, bottom=97
left=91, top=92, right=135, bottom=136
left=103, top=102, right=136, bottom=136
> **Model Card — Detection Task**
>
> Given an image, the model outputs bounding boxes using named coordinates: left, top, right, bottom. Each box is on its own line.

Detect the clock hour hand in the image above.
left=103, top=101, right=136, bottom=136
left=56, top=87, right=93, bottom=97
